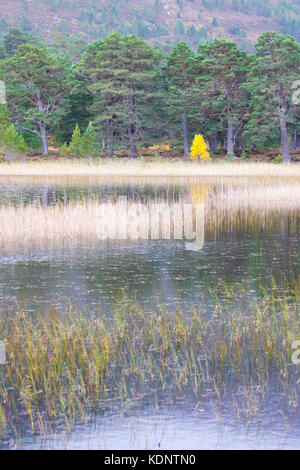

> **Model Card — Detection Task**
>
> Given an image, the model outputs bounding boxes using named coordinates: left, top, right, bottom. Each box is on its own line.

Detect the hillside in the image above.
left=0, top=0, right=299, bottom=51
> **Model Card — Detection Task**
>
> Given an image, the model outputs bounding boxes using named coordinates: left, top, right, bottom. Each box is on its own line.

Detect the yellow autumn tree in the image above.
left=190, top=135, right=211, bottom=161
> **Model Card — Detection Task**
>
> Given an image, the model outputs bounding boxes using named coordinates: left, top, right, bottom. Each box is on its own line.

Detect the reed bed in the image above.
left=208, top=184, right=300, bottom=211
left=0, top=285, right=300, bottom=439
left=206, top=184, right=300, bottom=234
left=0, top=184, right=299, bottom=248
left=1, top=160, right=300, bottom=177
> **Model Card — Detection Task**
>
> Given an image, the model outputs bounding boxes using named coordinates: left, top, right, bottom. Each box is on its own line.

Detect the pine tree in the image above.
left=197, top=40, right=250, bottom=156
left=164, top=42, right=195, bottom=156
left=0, top=104, right=11, bottom=134
left=60, top=142, right=69, bottom=157
left=69, top=124, right=83, bottom=157
left=3, top=123, right=28, bottom=155
left=79, top=33, right=163, bottom=158
left=82, top=122, right=99, bottom=157
left=3, top=45, right=72, bottom=154
left=0, top=104, right=28, bottom=155
left=244, top=32, right=300, bottom=163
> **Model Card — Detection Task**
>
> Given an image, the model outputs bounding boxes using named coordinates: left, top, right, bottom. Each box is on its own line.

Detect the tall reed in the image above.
left=0, top=184, right=299, bottom=249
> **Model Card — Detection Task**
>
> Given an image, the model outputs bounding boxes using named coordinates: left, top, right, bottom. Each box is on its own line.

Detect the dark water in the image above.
left=0, top=176, right=300, bottom=449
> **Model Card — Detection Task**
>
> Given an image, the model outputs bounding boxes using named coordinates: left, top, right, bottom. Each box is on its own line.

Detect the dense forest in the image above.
left=0, top=27, right=299, bottom=162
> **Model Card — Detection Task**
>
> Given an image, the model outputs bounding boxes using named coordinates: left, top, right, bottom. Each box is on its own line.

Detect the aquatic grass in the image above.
left=0, top=285, right=300, bottom=439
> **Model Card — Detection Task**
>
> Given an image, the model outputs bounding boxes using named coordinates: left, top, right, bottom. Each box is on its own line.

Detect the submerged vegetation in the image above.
left=0, top=284, right=300, bottom=441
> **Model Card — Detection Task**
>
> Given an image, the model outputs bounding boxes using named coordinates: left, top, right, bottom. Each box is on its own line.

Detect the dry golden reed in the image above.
left=0, top=183, right=299, bottom=248
left=1, top=159, right=300, bottom=177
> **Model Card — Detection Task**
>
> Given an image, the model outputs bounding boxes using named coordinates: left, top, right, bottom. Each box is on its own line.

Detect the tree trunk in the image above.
left=39, top=121, right=49, bottom=155
left=296, top=132, right=300, bottom=149
left=209, top=133, right=218, bottom=154
left=227, top=117, right=235, bottom=156
left=182, top=112, right=190, bottom=157
left=279, top=102, right=291, bottom=163
left=226, top=88, right=235, bottom=156
left=36, top=90, right=49, bottom=155
left=106, top=124, right=114, bottom=158
left=129, top=123, right=138, bottom=158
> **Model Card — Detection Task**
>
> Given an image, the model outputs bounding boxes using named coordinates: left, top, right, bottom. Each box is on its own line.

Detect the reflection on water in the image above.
left=0, top=175, right=300, bottom=449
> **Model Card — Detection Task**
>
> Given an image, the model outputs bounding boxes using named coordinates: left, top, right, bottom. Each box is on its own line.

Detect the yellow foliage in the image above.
left=191, top=185, right=208, bottom=204
left=190, top=135, right=211, bottom=161
left=148, top=144, right=170, bottom=151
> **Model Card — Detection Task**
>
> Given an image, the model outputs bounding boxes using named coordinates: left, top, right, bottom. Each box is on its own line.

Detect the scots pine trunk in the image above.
left=226, top=89, right=235, bottom=156
left=182, top=112, right=190, bottom=157
left=106, top=125, right=114, bottom=158
left=39, top=121, right=49, bottom=155
left=128, top=93, right=138, bottom=158
left=279, top=101, right=291, bottom=163
left=129, top=123, right=138, bottom=158
left=227, top=117, right=235, bottom=156
left=209, top=133, right=218, bottom=154
left=36, top=90, right=49, bottom=155
left=296, top=132, right=300, bottom=149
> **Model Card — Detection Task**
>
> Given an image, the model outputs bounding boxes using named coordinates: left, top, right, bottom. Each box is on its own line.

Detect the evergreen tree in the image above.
left=79, top=33, right=163, bottom=157
left=197, top=39, right=250, bottom=156
left=164, top=42, right=195, bottom=156
left=0, top=103, right=11, bottom=133
left=244, top=32, right=300, bottom=163
left=69, top=124, right=83, bottom=157
left=3, top=28, right=43, bottom=56
left=3, top=44, right=73, bottom=154
left=82, top=121, right=99, bottom=157
left=54, top=78, right=93, bottom=145
left=2, top=123, right=28, bottom=155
